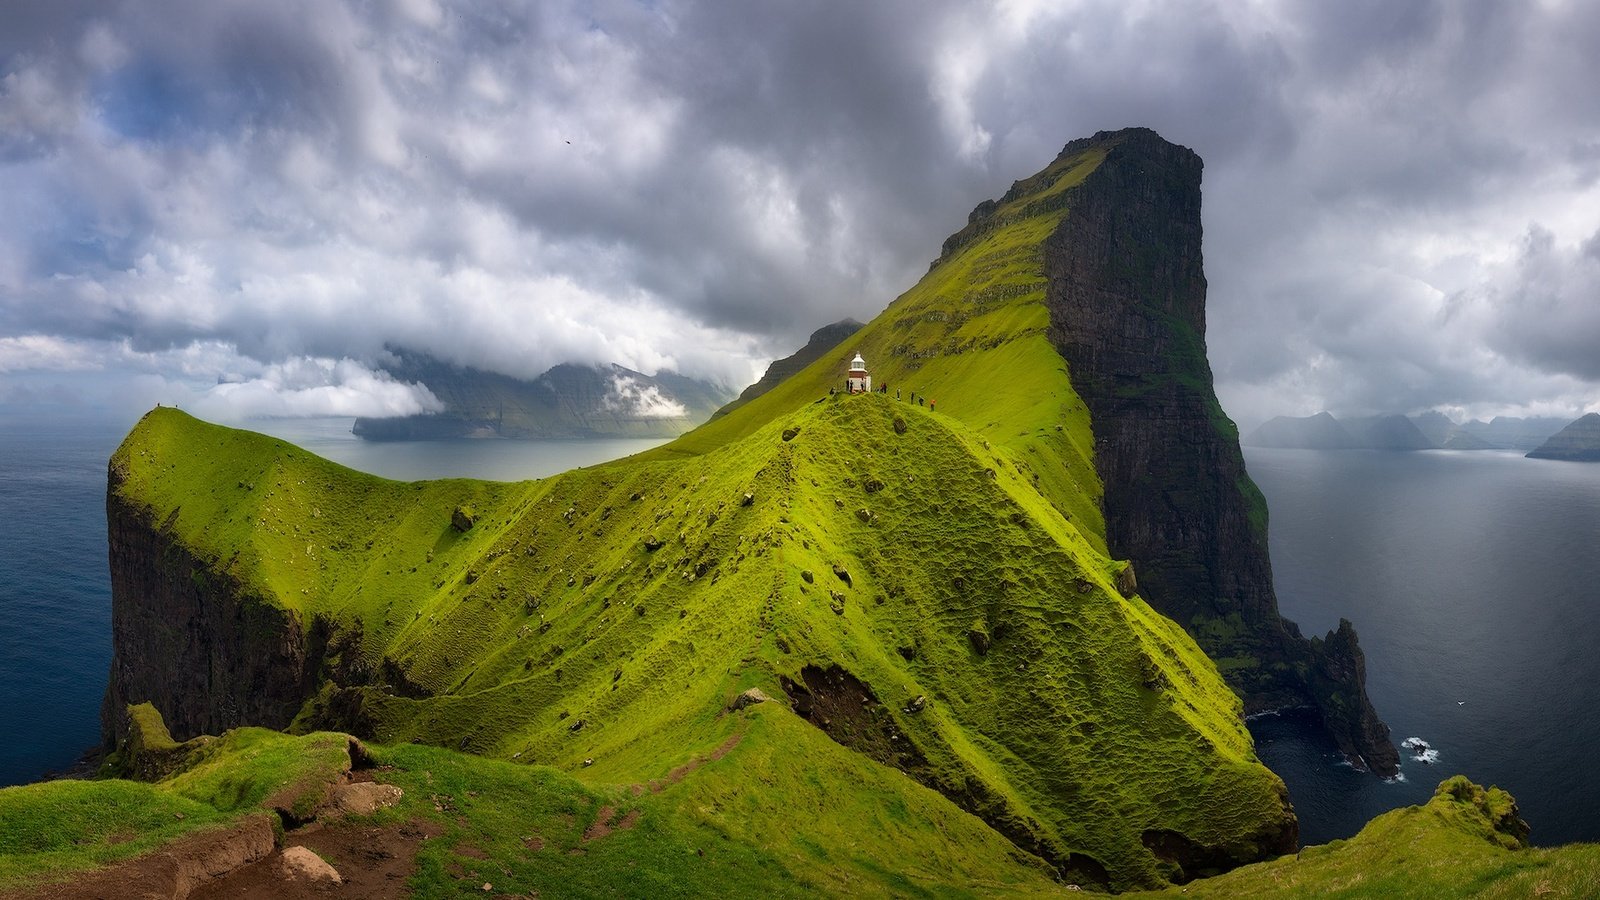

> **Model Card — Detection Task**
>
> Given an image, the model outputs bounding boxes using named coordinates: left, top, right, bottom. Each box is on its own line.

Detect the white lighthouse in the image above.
left=847, top=352, right=871, bottom=394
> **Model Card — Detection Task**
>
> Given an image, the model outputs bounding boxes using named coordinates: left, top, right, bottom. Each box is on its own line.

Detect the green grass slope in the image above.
left=100, top=138, right=1312, bottom=889
left=1137, top=776, right=1600, bottom=899
left=641, top=143, right=1111, bottom=548
left=0, top=722, right=349, bottom=891
left=2, top=708, right=1066, bottom=898
left=12, top=718, right=1593, bottom=897
left=112, top=393, right=1289, bottom=889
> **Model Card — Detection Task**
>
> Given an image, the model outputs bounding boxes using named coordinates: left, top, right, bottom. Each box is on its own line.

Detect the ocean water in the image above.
left=1245, top=448, right=1600, bottom=847
left=0, top=413, right=666, bottom=787
left=0, top=417, right=127, bottom=785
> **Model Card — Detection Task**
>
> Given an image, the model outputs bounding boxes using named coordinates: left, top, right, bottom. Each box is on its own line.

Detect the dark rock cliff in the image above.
left=1035, top=128, right=1398, bottom=775
left=102, top=461, right=320, bottom=746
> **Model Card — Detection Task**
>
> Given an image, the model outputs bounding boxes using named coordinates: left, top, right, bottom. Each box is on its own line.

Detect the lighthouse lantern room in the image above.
left=847, top=352, right=871, bottom=394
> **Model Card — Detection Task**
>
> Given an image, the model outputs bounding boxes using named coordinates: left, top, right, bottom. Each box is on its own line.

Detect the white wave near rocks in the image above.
left=1401, top=736, right=1439, bottom=764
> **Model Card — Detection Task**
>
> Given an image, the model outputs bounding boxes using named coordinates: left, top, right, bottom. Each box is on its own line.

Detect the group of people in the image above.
left=833, top=379, right=934, bottom=412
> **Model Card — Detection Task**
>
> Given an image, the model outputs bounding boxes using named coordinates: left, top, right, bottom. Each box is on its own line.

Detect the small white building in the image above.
left=847, top=352, right=871, bottom=394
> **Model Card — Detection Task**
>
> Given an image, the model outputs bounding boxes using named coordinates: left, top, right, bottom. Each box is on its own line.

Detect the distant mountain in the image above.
left=1410, top=410, right=1459, bottom=446
left=1527, top=413, right=1600, bottom=461
left=1442, top=430, right=1496, bottom=450
left=1409, top=411, right=1500, bottom=450
left=1249, top=411, right=1438, bottom=451
left=711, top=318, right=863, bottom=419
left=1343, top=414, right=1436, bottom=450
left=1457, top=416, right=1570, bottom=450
left=1245, top=412, right=1356, bottom=449
left=352, top=353, right=735, bottom=440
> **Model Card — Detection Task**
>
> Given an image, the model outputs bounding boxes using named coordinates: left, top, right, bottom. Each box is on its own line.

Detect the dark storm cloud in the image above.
left=1, top=0, right=1598, bottom=422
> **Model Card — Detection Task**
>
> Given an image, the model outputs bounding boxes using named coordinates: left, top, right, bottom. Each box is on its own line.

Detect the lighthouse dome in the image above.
left=850, top=353, right=866, bottom=371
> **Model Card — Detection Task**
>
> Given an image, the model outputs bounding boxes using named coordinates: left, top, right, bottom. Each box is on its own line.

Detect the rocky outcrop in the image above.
left=1035, top=128, right=1398, bottom=775
left=713, top=318, right=864, bottom=418
left=102, top=467, right=318, bottom=746
left=1527, top=412, right=1600, bottom=461
left=276, top=846, right=342, bottom=886
left=1306, top=620, right=1397, bottom=772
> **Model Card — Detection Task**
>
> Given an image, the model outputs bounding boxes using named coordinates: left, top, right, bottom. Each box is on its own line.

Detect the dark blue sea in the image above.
left=5, top=418, right=1600, bottom=851
left=0, top=413, right=666, bottom=787
left=1246, top=447, right=1600, bottom=847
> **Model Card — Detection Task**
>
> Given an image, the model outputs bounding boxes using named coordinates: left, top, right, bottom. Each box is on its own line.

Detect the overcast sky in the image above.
left=2, top=0, right=1598, bottom=428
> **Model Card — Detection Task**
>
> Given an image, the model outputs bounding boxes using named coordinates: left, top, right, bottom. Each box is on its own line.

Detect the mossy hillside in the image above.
left=1, top=710, right=1070, bottom=897
left=0, top=780, right=227, bottom=889
left=106, top=138, right=1294, bottom=887
left=644, top=144, right=1111, bottom=553
left=14, top=727, right=1595, bottom=898
left=385, top=708, right=1069, bottom=898
left=111, top=409, right=534, bottom=639
left=340, top=394, right=1286, bottom=885
left=1137, top=777, right=1600, bottom=899
left=0, top=725, right=349, bottom=890
left=115, top=395, right=1289, bottom=888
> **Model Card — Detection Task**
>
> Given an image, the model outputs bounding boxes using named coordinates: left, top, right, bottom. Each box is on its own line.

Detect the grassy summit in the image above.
left=107, top=383, right=1287, bottom=889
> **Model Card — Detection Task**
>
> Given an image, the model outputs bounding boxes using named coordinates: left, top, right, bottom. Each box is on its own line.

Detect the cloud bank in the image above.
left=1, top=0, right=1598, bottom=425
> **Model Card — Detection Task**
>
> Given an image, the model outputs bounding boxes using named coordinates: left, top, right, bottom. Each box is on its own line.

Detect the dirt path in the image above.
left=187, top=818, right=441, bottom=900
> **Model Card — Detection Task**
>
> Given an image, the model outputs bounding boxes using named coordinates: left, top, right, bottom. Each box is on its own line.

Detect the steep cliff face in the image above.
left=102, top=463, right=315, bottom=746
left=1036, top=128, right=1398, bottom=775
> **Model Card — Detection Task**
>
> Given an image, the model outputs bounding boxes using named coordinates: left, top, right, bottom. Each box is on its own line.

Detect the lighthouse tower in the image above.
left=847, top=352, right=871, bottom=394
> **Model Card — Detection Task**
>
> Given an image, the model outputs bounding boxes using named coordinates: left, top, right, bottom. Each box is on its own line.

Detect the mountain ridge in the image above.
left=352, top=355, right=734, bottom=440
left=1527, top=412, right=1600, bottom=461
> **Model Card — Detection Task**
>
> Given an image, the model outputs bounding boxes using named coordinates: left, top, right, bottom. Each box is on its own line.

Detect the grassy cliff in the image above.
left=104, top=386, right=1287, bottom=889
left=91, top=135, right=1324, bottom=889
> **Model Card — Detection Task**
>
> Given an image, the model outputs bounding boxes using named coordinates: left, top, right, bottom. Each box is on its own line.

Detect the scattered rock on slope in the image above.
left=278, top=846, right=342, bottom=886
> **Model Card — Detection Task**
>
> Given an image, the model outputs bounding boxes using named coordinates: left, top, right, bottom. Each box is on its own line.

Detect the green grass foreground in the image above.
left=5, top=720, right=1596, bottom=898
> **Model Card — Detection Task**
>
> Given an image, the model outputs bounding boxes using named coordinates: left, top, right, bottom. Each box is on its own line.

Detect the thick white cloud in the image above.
left=189, top=358, right=441, bottom=422
left=603, top=373, right=687, bottom=420
left=0, top=0, right=1598, bottom=425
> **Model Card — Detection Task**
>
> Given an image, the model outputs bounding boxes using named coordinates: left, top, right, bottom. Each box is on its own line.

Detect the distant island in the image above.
left=1527, top=413, right=1600, bottom=461
left=352, top=353, right=735, bottom=440
left=1245, top=410, right=1572, bottom=452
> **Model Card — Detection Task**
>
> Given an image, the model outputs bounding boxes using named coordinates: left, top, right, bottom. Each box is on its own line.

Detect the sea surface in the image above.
left=5, top=419, right=1600, bottom=852
left=1245, top=447, right=1600, bottom=846
left=0, top=413, right=667, bottom=787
